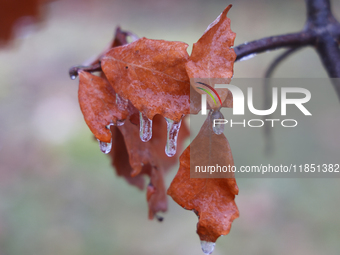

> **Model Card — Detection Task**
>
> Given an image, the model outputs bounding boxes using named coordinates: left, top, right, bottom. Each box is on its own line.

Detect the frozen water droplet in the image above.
left=165, top=118, right=182, bottom=157
left=200, top=241, right=215, bottom=255
left=211, top=110, right=225, bottom=135
left=139, top=112, right=152, bottom=142
left=97, top=139, right=112, bottom=154
left=69, top=68, right=78, bottom=80
left=116, top=93, right=128, bottom=111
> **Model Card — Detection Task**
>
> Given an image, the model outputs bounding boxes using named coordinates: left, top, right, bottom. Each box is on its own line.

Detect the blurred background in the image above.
left=1, top=0, right=340, bottom=254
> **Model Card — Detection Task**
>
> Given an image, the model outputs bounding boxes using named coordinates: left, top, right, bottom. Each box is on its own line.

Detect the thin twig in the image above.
left=264, top=48, right=302, bottom=78
left=68, top=63, right=102, bottom=80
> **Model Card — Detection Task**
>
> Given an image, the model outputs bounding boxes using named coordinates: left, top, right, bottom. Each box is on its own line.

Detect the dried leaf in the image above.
left=168, top=114, right=239, bottom=242
left=109, top=126, right=145, bottom=190
left=78, top=71, right=129, bottom=143
left=186, top=5, right=236, bottom=109
left=142, top=164, right=167, bottom=220
left=101, top=37, right=190, bottom=122
left=108, top=126, right=167, bottom=218
left=186, top=5, right=236, bottom=79
left=112, top=114, right=188, bottom=219
left=117, top=118, right=157, bottom=177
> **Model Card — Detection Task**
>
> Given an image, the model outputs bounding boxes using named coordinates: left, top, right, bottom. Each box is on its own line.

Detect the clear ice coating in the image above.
left=105, top=123, right=114, bottom=130
left=238, top=53, right=257, bottom=62
left=165, top=118, right=182, bottom=157
left=211, top=110, right=225, bottom=135
left=116, top=93, right=129, bottom=111
left=139, top=112, right=152, bottom=142
left=126, top=31, right=139, bottom=42
left=200, top=241, right=216, bottom=255
left=97, top=139, right=112, bottom=154
left=115, top=119, right=125, bottom=126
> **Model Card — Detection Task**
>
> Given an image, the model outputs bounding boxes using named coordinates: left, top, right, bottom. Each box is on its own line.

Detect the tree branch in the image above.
left=234, top=32, right=314, bottom=61
left=305, top=0, right=332, bottom=27
left=328, top=18, right=340, bottom=43
left=316, top=34, right=340, bottom=97
left=316, top=35, right=340, bottom=77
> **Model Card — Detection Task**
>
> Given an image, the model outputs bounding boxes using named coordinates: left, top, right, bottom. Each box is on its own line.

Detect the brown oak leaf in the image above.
left=117, top=118, right=158, bottom=177
left=143, top=164, right=167, bottom=220
left=78, top=71, right=129, bottom=143
left=168, top=113, right=239, bottom=242
left=186, top=5, right=236, bottom=109
left=111, top=113, right=188, bottom=219
left=109, top=125, right=145, bottom=190
left=101, top=37, right=190, bottom=122
left=108, top=125, right=167, bottom=219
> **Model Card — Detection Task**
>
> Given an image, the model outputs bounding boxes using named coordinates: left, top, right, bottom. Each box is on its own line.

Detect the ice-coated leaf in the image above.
left=109, top=126, right=145, bottom=190
left=108, top=125, right=168, bottom=218
left=143, top=164, right=167, bottom=220
left=186, top=5, right=236, bottom=110
left=168, top=114, right=239, bottom=242
left=101, top=37, right=190, bottom=122
left=78, top=71, right=129, bottom=143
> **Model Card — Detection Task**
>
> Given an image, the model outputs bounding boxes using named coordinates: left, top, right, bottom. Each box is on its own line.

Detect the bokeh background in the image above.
left=1, top=0, right=340, bottom=254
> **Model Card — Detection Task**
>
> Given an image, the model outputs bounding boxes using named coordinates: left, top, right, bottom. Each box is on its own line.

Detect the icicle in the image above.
left=211, top=110, right=225, bottom=135
left=200, top=241, right=215, bottom=255
left=97, top=139, right=112, bottom=154
left=139, top=112, right=152, bottom=142
left=97, top=123, right=114, bottom=154
left=116, top=93, right=128, bottom=111
left=165, top=118, right=182, bottom=157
